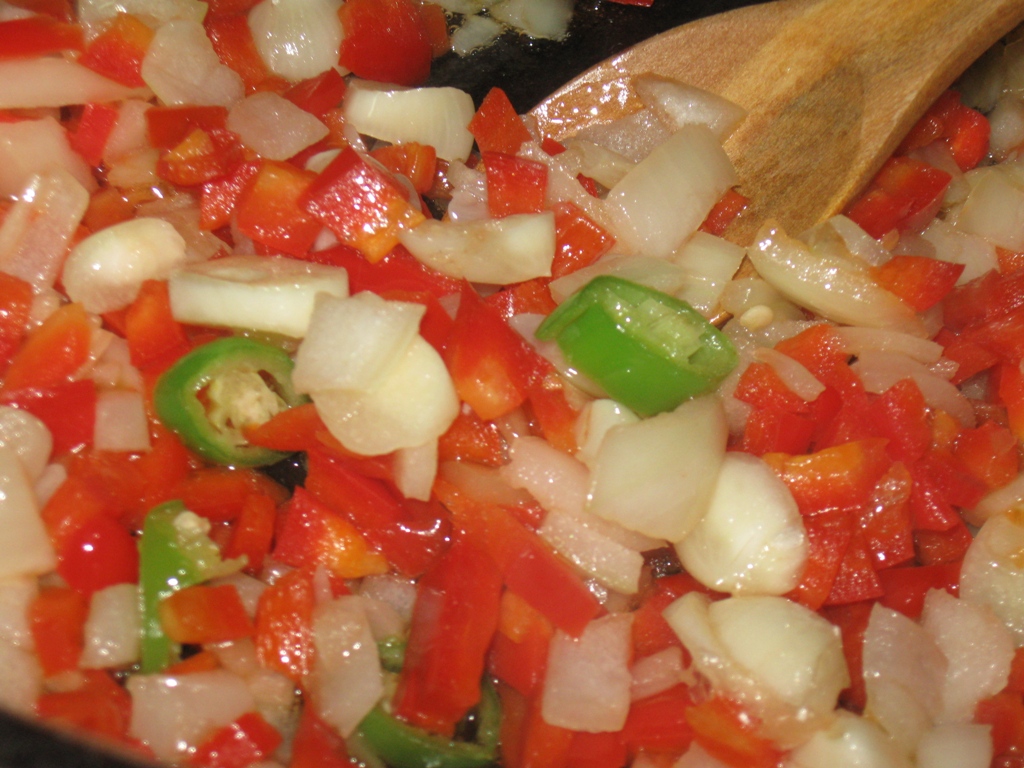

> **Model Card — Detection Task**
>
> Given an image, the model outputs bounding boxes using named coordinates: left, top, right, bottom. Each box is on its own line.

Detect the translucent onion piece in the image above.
left=0, top=577, right=36, bottom=649
left=127, top=671, right=256, bottom=761
left=294, top=292, right=423, bottom=393
left=969, top=472, right=1024, bottom=526
left=804, top=215, right=892, bottom=267
left=227, top=92, right=329, bottom=161
left=634, top=74, right=747, bottom=141
left=850, top=350, right=974, bottom=426
left=538, top=509, right=645, bottom=595
left=136, top=194, right=225, bottom=264
left=0, top=58, right=148, bottom=110
left=171, top=255, right=349, bottom=340
left=605, top=125, right=738, bottom=259
left=0, top=447, right=55, bottom=580
left=64, top=218, right=188, bottom=314
left=249, top=0, right=343, bottom=82
left=915, top=724, right=993, bottom=768
left=103, top=99, right=152, bottom=164
left=399, top=213, right=556, bottom=284
left=81, top=583, right=141, bottom=669
left=672, top=232, right=747, bottom=317
left=311, top=335, right=460, bottom=456
left=574, top=108, right=672, bottom=164
left=558, top=139, right=635, bottom=190
left=786, top=710, right=913, bottom=768
left=862, top=603, right=947, bottom=753
left=489, top=0, right=573, bottom=40
left=956, top=166, right=1024, bottom=251
left=920, top=590, right=1013, bottom=723
left=664, top=593, right=848, bottom=748
left=0, top=640, right=42, bottom=715
left=94, top=389, right=151, bottom=453
left=77, top=0, right=207, bottom=24
left=0, top=407, right=51, bottom=482
left=837, top=326, right=944, bottom=364
left=748, top=223, right=926, bottom=336
left=630, top=646, right=686, bottom=701
left=344, top=82, right=475, bottom=163
left=548, top=255, right=691, bottom=306
left=141, top=20, right=244, bottom=107
left=541, top=614, right=634, bottom=732
left=675, top=453, right=807, bottom=596
left=920, top=219, right=998, bottom=284
left=575, top=399, right=640, bottom=472
left=357, top=574, right=417, bottom=625
left=988, top=95, right=1024, bottom=162
left=587, top=395, right=728, bottom=542
left=960, top=511, right=1024, bottom=646
left=393, top=440, right=439, bottom=502
left=451, top=14, right=502, bottom=55
left=0, top=120, right=95, bottom=199
left=308, top=596, right=383, bottom=738
left=752, top=347, right=825, bottom=401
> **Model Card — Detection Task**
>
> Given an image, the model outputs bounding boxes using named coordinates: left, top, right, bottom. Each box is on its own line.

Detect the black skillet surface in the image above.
left=0, top=1, right=756, bottom=766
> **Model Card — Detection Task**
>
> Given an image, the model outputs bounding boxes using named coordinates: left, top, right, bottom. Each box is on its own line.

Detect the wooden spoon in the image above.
left=531, top=0, right=1024, bottom=244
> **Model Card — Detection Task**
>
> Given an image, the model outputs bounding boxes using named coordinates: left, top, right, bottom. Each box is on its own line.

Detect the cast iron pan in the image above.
left=0, top=1, right=757, bottom=766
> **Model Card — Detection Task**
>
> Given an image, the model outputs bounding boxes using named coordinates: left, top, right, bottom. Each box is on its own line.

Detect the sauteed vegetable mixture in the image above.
left=1, top=3, right=1024, bottom=768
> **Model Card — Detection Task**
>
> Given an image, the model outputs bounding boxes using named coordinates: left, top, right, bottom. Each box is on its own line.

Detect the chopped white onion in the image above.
left=438, top=461, right=531, bottom=508
left=748, top=223, right=926, bottom=336
left=915, top=723, right=993, bottom=768
left=574, top=108, right=672, bottom=164
left=135, top=194, right=224, bottom=264
left=850, top=350, right=975, bottom=426
left=399, top=213, right=556, bottom=284
left=0, top=639, right=42, bottom=715
left=634, top=74, right=747, bottom=141
left=357, top=575, right=417, bottom=625
left=0, top=407, right=51, bottom=482
left=955, top=165, right=1024, bottom=251
left=344, top=81, right=475, bottom=163
left=804, top=215, right=893, bottom=267
left=103, top=99, right=151, bottom=164
left=862, top=603, right=947, bottom=752
left=920, top=219, right=998, bottom=284
left=489, top=0, right=573, bottom=40
left=587, top=395, right=727, bottom=542
left=921, top=589, right=1014, bottom=723
left=141, top=20, right=244, bottom=107
left=605, top=125, right=738, bottom=259
left=127, top=671, right=256, bottom=761
left=0, top=446, right=55, bottom=580
left=64, top=218, right=188, bottom=314
left=837, top=326, right=944, bottom=364
left=960, top=511, right=1024, bottom=646
left=249, top=0, right=344, bottom=82
left=671, top=232, right=747, bottom=317
left=988, top=95, right=1024, bottom=161
left=675, top=453, right=807, bottom=596
left=574, top=399, right=640, bottom=471
left=170, top=255, right=350, bottom=339
left=0, top=577, right=36, bottom=650
left=541, top=613, right=634, bottom=732
left=752, top=347, right=825, bottom=401
left=81, top=584, right=141, bottom=670
left=451, top=14, right=502, bottom=55
left=93, top=389, right=151, bottom=453
left=558, top=139, right=635, bottom=190
left=307, top=596, right=383, bottom=738
left=630, top=646, right=686, bottom=701
left=968, top=472, right=1024, bottom=526
left=538, top=510, right=645, bottom=596
left=393, top=440, right=439, bottom=502
left=785, top=710, right=913, bottom=768
left=0, top=120, right=95, bottom=199
left=0, top=59, right=148, bottom=110
left=227, top=92, right=329, bottom=161
left=78, top=0, right=207, bottom=24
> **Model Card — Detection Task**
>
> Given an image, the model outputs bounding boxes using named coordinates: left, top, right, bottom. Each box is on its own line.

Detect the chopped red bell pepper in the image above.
left=820, top=601, right=873, bottom=712
left=0, top=271, right=33, bottom=377
left=254, top=567, right=316, bottom=683
left=68, top=103, right=119, bottom=167
left=845, top=156, right=951, bottom=239
left=289, top=707, right=352, bottom=768
left=236, top=160, right=323, bottom=257
left=0, top=380, right=97, bottom=455
left=498, top=685, right=573, bottom=768
left=876, top=561, right=960, bottom=619
left=36, top=671, right=132, bottom=744
left=566, top=731, right=629, bottom=768
left=56, top=515, right=138, bottom=596
left=78, top=13, right=153, bottom=87
left=3, top=302, right=94, bottom=392
left=189, top=712, right=282, bottom=768
left=370, top=142, right=438, bottom=195
left=157, top=127, right=243, bottom=187
left=488, top=591, right=553, bottom=697
left=124, top=279, right=192, bottom=373
left=199, top=159, right=260, bottom=231
left=484, top=152, right=548, bottom=218
left=872, top=254, right=964, bottom=312
left=159, top=584, right=254, bottom=645
left=223, top=492, right=277, bottom=575
left=337, top=0, right=432, bottom=86
left=551, top=201, right=616, bottom=278
left=0, top=15, right=83, bottom=60
left=786, top=509, right=855, bottom=611
left=699, top=188, right=749, bottom=236
left=898, top=90, right=990, bottom=172
left=437, top=406, right=508, bottom=467
left=147, top=106, right=230, bottom=150
left=204, top=13, right=284, bottom=93
left=284, top=69, right=348, bottom=120
left=469, top=88, right=533, bottom=156
left=30, top=586, right=89, bottom=677
left=685, top=696, right=785, bottom=768
left=621, top=684, right=695, bottom=757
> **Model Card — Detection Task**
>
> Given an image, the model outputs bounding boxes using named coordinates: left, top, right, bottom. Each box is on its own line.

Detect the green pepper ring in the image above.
left=154, top=336, right=307, bottom=467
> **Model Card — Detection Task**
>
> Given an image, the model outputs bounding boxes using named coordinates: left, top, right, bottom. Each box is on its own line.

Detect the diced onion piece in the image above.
left=127, top=671, right=256, bottom=762
left=786, top=710, right=913, bottom=768
left=671, top=232, right=747, bottom=317
left=170, top=255, right=350, bottom=339
left=308, top=596, right=383, bottom=738
left=0, top=577, right=36, bottom=649
left=920, top=218, right=998, bottom=284
left=542, top=614, right=634, bottom=732
left=548, top=255, right=691, bottom=306
left=862, top=603, right=947, bottom=753
left=78, top=0, right=206, bottom=24
left=136, top=194, right=226, bottom=264
left=490, top=0, right=572, bottom=39
left=248, top=0, right=343, bottom=81
left=0, top=407, right=51, bottom=482
left=956, top=166, right=1024, bottom=250
left=538, top=510, right=645, bottom=595
left=675, top=453, right=807, bottom=596
left=451, top=15, right=503, bottom=55
left=559, top=139, right=635, bottom=190
left=587, top=395, right=727, bottom=542
left=850, top=350, right=974, bottom=426
left=630, top=646, right=686, bottom=701
left=837, top=326, right=944, bottom=364
left=0, top=59, right=148, bottom=110
left=104, top=99, right=151, bottom=164
left=664, top=593, right=848, bottom=747
left=752, top=347, right=825, bottom=401
left=294, top=292, right=423, bottom=393
left=605, top=125, right=738, bottom=259
left=227, top=92, right=329, bottom=161
left=960, top=511, right=1024, bottom=646
left=969, top=473, right=1024, bottom=526
left=399, top=213, right=556, bottom=284
left=575, top=108, right=672, bottom=165
left=921, top=589, right=1013, bottom=723
left=358, top=575, right=417, bottom=625
left=311, top=335, right=459, bottom=456
left=748, top=223, right=927, bottom=336
left=141, top=20, right=244, bottom=107
left=0, top=120, right=95, bottom=200
left=344, top=82, right=475, bottom=163
left=501, top=435, right=589, bottom=519
left=916, top=724, right=993, bottom=768
left=64, top=218, right=187, bottom=314
left=634, top=74, right=747, bottom=141
left=988, top=95, right=1024, bottom=162
left=81, top=584, right=141, bottom=669
left=0, top=447, right=55, bottom=580
left=94, top=389, right=151, bottom=453
left=0, top=640, right=42, bottom=715
left=393, top=440, right=439, bottom=502
left=575, top=399, right=640, bottom=471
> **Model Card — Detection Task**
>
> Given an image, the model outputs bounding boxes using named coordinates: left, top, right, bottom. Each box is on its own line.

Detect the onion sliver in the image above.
left=0, top=406, right=52, bottom=480
left=0, top=59, right=148, bottom=110
left=171, top=255, right=350, bottom=339
left=0, top=577, right=35, bottom=650
left=837, top=326, right=944, bottom=364
left=538, top=509, right=645, bottom=595
left=634, top=74, right=747, bottom=140
left=399, top=213, right=556, bottom=284
left=248, top=0, right=344, bottom=82
left=955, top=166, right=1024, bottom=251
left=0, top=447, right=56, bottom=580
left=78, top=0, right=206, bottom=24
left=344, top=82, right=475, bottom=163
left=605, top=125, right=738, bottom=259
left=850, top=350, right=975, bottom=426
left=960, top=511, right=1024, bottom=647
left=748, top=224, right=926, bottom=336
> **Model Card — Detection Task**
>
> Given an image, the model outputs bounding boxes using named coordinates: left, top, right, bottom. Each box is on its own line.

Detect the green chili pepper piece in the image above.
left=535, top=276, right=737, bottom=416
left=357, top=682, right=500, bottom=768
left=377, top=636, right=407, bottom=674
left=138, top=500, right=245, bottom=673
left=154, top=336, right=306, bottom=467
